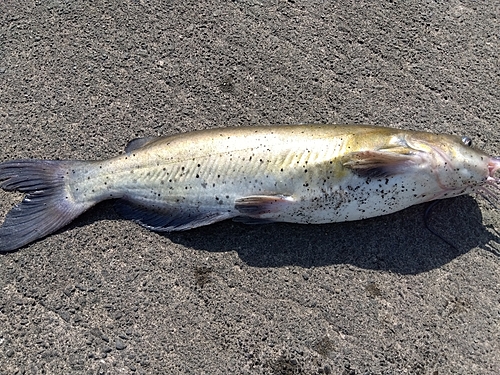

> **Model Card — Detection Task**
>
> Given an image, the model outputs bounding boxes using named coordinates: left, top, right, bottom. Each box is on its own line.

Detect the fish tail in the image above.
left=0, top=159, right=94, bottom=252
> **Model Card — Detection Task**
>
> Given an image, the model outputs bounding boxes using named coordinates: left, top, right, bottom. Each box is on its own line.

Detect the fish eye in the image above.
left=461, top=136, right=473, bottom=147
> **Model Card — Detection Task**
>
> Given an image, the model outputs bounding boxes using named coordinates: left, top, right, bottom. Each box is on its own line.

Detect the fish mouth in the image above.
left=478, top=156, right=500, bottom=208
left=488, top=156, right=500, bottom=180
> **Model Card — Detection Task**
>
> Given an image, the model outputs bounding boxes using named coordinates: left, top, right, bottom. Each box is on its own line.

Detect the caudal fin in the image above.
left=0, top=160, right=93, bottom=252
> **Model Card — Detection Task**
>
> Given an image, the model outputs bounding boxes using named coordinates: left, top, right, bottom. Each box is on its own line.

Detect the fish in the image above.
left=0, top=124, right=499, bottom=252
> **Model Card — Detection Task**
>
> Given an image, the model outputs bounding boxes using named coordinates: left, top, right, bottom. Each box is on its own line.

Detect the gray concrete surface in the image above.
left=1, top=1, right=499, bottom=374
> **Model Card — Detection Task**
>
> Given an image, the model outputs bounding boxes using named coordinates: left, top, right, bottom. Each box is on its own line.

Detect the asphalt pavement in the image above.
left=0, top=1, right=499, bottom=374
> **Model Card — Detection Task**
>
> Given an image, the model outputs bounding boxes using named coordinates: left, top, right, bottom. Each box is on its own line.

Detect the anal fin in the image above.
left=115, top=200, right=233, bottom=231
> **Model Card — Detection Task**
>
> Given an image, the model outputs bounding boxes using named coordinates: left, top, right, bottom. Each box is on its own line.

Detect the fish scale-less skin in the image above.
left=1, top=124, right=498, bottom=251
left=66, top=126, right=445, bottom=223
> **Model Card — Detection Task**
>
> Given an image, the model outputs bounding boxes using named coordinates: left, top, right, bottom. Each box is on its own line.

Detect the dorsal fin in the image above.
left=125, top=137, right=158, bottom=153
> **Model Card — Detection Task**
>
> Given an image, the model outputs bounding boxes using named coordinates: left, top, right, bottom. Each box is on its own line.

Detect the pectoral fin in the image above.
left=235, top=195, right=295, bottom=215
left=342, top=148, right=418, bottom=178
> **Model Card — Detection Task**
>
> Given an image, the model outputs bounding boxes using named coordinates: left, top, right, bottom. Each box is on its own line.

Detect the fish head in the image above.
left=404, top=131, right=500, bottom=201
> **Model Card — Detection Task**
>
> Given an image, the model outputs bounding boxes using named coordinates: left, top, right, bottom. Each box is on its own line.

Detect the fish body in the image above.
left=0, top=124, right=498, bottom=251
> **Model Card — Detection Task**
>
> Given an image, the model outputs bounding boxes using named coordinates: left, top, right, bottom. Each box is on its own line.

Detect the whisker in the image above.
left=424, top=201, right=458, bottom=250
left=490, top=182, right=500, bottom=192
left=477, top=187, right=500, bottom=209
left=486, top=183, right=500, bottom=198
left=479, top=186, right=498, bottom=200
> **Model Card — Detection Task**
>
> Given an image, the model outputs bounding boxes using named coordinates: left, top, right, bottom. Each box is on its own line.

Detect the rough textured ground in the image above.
left=1, top=1, right=499, bottom=374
